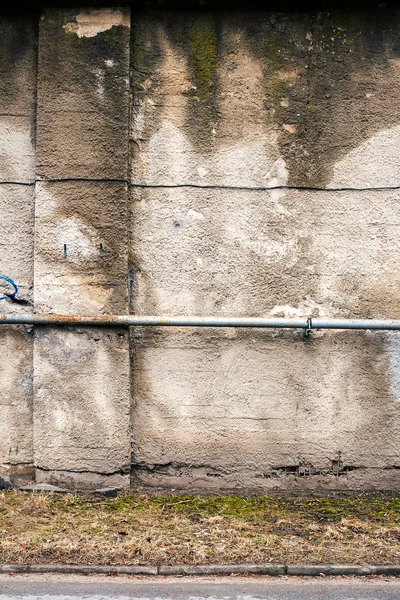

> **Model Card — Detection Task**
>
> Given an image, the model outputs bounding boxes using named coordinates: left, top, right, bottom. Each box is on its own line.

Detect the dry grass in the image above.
left=0, top=492, right=399, bottom=565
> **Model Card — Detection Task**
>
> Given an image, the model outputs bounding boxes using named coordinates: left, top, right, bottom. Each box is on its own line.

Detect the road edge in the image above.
left=0, top=564, right=399, bottom=576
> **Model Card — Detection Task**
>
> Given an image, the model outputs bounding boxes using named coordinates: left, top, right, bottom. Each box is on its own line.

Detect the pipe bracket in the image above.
left=300, top=317, right=312, bottom=341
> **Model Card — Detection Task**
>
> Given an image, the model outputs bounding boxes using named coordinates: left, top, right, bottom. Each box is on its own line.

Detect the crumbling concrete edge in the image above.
left=0, top=564, right=399, bottom=576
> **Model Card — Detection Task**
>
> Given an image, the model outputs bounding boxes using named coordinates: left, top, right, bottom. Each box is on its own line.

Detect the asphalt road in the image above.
left=0, top=575, right=399, bottom=600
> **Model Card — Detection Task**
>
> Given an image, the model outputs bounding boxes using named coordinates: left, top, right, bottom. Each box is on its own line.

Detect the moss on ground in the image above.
left=1, top=492, right=399, bottom=565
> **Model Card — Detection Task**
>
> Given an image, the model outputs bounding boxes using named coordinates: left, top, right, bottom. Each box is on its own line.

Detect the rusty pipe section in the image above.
left=0, top=314, right=400, bottom=331
left=0, top=314, right=308, bottom=328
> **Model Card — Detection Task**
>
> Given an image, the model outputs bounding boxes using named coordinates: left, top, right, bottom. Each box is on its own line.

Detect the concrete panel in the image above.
left=130, top=10, right=400, bottom=493
left=34, top=8, right=131, bottom=489
left=34, top=327, right=130, bottom=488
left=0, top=17, right=37, bottom=482
left=36, top=8, right=130, bottom=181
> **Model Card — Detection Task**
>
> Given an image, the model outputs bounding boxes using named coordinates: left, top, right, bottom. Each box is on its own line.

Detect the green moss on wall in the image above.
left=187, top=14, right=219, bottom=146
left=189, top=14, right=218, bottom=104
left=162, top=11, right=220, bottom=149
left=263, top=33, right=286, bottom=108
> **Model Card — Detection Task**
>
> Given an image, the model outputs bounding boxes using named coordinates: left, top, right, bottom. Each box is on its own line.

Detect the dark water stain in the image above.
left=131, top=9, right=221, bottom=151
left=37, top=9, right=130, bottom=181
left=240, top=9, right=400, bottom=187
left=132, top=8, right=400, bottom=185
left=0, top=16, right=38, bottom=117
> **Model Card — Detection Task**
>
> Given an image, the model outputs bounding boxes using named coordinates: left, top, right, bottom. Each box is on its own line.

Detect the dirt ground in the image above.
left=1, top=492, right=399, bottom=565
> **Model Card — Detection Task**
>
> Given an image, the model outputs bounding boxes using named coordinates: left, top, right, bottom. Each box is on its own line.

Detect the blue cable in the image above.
left=0, top=275, right=18, bottom=300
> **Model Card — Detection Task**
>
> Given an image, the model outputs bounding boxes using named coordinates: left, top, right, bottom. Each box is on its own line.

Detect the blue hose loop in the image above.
left=0, top=275, right=18, bottom=300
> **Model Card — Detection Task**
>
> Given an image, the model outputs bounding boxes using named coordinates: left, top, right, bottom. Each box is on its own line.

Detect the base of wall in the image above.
left=35, top=469, right=130, bottom=492
left=3, top=463, right=400, bottom=494
left=131, top=465, right=400, bottom=496
left=0, top=463, right=35, bottom=488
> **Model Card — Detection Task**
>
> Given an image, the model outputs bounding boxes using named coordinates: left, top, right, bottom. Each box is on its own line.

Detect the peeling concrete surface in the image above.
left=63, top=9, right=130, bottom=39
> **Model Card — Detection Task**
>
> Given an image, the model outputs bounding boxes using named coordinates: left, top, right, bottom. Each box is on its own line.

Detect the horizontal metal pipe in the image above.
left=311, top=318, right=400, bottom=330
left=0, top=314, right=308, bottom=328
left=1, top=314, right=400, bottom=331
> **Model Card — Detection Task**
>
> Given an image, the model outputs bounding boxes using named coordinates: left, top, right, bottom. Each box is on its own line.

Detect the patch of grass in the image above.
left=1, top=492, right=399, bottom=566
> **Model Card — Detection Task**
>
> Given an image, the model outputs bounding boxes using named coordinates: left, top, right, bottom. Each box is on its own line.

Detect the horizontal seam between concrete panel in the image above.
left=2, top=178, right=400, bottom=192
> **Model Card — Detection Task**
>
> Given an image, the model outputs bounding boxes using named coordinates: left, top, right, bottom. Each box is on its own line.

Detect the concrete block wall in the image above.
left=1, top=5, right=400, bottom=493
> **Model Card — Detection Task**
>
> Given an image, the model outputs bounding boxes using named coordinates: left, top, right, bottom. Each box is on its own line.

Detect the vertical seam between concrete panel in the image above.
left=32, top=8, right=44, bottom=479
left=32, top=11, right=40, bottom=478
left=126, top=5, right=135, bottom=486
left=128, top=7, right=136, bottom=486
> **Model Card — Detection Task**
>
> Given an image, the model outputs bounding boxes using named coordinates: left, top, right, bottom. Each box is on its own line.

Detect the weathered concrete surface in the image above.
left=130, top=10, right=400, bottom=493
left=0, top=17, right=37, bottom=483
left=34, top=328, right=130, bottom=489
left=2, top=7, right=400, bottom=493
left=33, top=8, right=131, bottom=489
